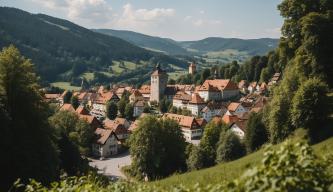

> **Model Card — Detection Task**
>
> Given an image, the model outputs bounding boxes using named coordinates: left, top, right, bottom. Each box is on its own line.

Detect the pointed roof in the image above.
left=189, top=93, right=205, bottom=104
left=95, top=128, right=118, bottom=145
left=199, top=79, right=238, bottom=91
left=227, top=102, right=241, bottom=112
left=151, top=63, right=167, bottom=76
left=163, top=113, right=199, bottom=130
left=222, top=112, right=239, bottom=125
left=189, top=62, right=196, bottom=67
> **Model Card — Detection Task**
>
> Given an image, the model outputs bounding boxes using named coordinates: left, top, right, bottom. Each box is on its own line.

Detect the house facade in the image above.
left=92, top=128, right=119, bottom=158
left=198, top=79, right=239, bottom=101
left=163, top=113, right=203, bottom=141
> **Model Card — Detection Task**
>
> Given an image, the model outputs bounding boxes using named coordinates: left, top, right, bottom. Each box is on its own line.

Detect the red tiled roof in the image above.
left=228, top=102, right=241, bottom=112
left=128, top=113, right=149, bottom=132
left=222, top=113, right=239, bottom=125
left=196, top=118, right=207, bottom=127
left=95, top=91, right=119, bottom=104
left=173, top=91, right=191, bottom=101
left=163, top=113, right=199, bottom=130
left=189, top=93, right=205, bottom=104
left=95, top=128, right=118, bottom=145
left=199, top=79, right=238, bottom=92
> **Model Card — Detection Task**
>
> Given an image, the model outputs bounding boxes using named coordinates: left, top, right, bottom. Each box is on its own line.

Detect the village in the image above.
left=44, top=62, right=281, bottom=177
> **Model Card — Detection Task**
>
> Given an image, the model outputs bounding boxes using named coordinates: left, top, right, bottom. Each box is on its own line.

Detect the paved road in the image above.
left=89, top=151, right=131, bottom=180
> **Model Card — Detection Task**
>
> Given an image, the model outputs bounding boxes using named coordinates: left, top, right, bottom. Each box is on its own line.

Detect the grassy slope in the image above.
left=51, top=82, right=81, bottom=91
left=152, top=131, right=333, bottom=189
left=154, top=93, right=333, bottom=189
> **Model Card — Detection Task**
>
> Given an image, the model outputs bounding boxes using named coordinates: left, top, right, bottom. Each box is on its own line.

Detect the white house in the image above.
left=201, top=102, right=228, bottom=122
left=187, top=93, right=206, bottom=116
left=247, top=82, right=260, bottom=94
left=198, top=79, right=239, bottom=101
left=133, top=100, right=145, bottom=117
left=230, top=121, right=246, bottom=139
left=90, top=91, right=120, bottom=119
left=92, top=128, right=119, bottom=158
left=227, top=102, right=247, bottom=115
left=163, top=113, right=203, bottom=142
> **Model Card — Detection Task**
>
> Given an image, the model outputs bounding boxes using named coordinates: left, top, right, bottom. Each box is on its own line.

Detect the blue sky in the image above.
left=0, top=0, right=283, bottom=40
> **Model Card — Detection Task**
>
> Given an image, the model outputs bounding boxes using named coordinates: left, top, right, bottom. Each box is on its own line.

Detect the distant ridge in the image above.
left=94, top=29, right=279, bottom=56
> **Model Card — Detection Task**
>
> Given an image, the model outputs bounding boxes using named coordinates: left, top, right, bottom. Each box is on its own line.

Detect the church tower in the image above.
left=189, top=62, right=196, bottom=74
left=150, top=63, right=168, bottom=103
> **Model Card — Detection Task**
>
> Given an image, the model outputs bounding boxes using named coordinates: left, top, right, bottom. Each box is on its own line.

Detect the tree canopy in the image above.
left=128, top=115, right=186, bottom=180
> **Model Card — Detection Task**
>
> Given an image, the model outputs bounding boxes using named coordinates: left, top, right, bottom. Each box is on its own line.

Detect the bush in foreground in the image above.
left=15, top=139, right=333, bottom=192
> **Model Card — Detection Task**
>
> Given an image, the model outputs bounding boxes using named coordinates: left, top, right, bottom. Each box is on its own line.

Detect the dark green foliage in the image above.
left=143, top=103, right=151, bottom=113
left=129, top=116, right=186, bottom=180
left=179, top=37, right=278, bottom=56
left=0, top=8, right=189, bottom=84
left=95, top=29, right=189, bottom=55
left=63, top=91, right=72, bottom=104
left=216, top=131, right=246, bottom=163
left=186, top=145, right=205, bottom=171
left=125, top=103, right=134, bottom=120
left=0, top=45, right=59, bottom=190
left=291, top=78, right=329, bottom=142
left=244, top=112, right=268, bottom=153
left=49, top=110, right=94, bottom=156
left=188, top=122, right=227, bottom=170
left=117, top=97, right=127, bottom=117
left=71, top=96, right=79, bottom=109
left=58, top=133, right=89, bottom=176
left=226, top=140, right=333, bottom=191
left=159, top=97, right=171, bottom=113
left=264, top=0, right=333, bottom=144
left=15, top=140, right=333, bottom=192
left=106, top=101, right=117, bottom=120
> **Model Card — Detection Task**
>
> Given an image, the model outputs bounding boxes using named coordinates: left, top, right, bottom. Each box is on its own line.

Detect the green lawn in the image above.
left=81, top=72, right=94, bottom=81
left=51, top=82, right=81, bottom=91
left=151, top=130, right=333, bottom=190
left=168, top=71, right=188, bottom=80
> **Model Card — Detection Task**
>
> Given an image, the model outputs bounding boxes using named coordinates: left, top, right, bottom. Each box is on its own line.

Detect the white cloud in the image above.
left=114, top=3, right=175, bottom=29
left=67, top=0, right=112, bottom=23
left=199, top=10, right=205, bottom=14
left=31, top=0, right=113, bottom=24
left=31, top=0, right=67, bottom=9
left=193, top=19, right=203, bottom=26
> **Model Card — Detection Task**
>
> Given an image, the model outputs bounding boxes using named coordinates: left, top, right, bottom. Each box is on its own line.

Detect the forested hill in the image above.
left=93, top=29, right=189, bottom=55
left=94, top=29, right=278, bottom=56
left=179, top=37, right=279, bottom=55
left=0, top=7, right=158, bottom=81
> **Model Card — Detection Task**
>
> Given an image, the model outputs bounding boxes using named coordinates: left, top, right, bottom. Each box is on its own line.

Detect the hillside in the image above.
left=0, top=7, right=187, bottom=83
left=180, top=37, right=278, bottom=55
left=93, top=29, right=278, bottom=57
left=93, top=29, right=189, bottom=55
left=151, top=132, right=333, bottom=190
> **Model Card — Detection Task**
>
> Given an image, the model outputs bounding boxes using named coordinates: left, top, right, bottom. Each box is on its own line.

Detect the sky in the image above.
left=0, top=0, right=284, bottom=41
